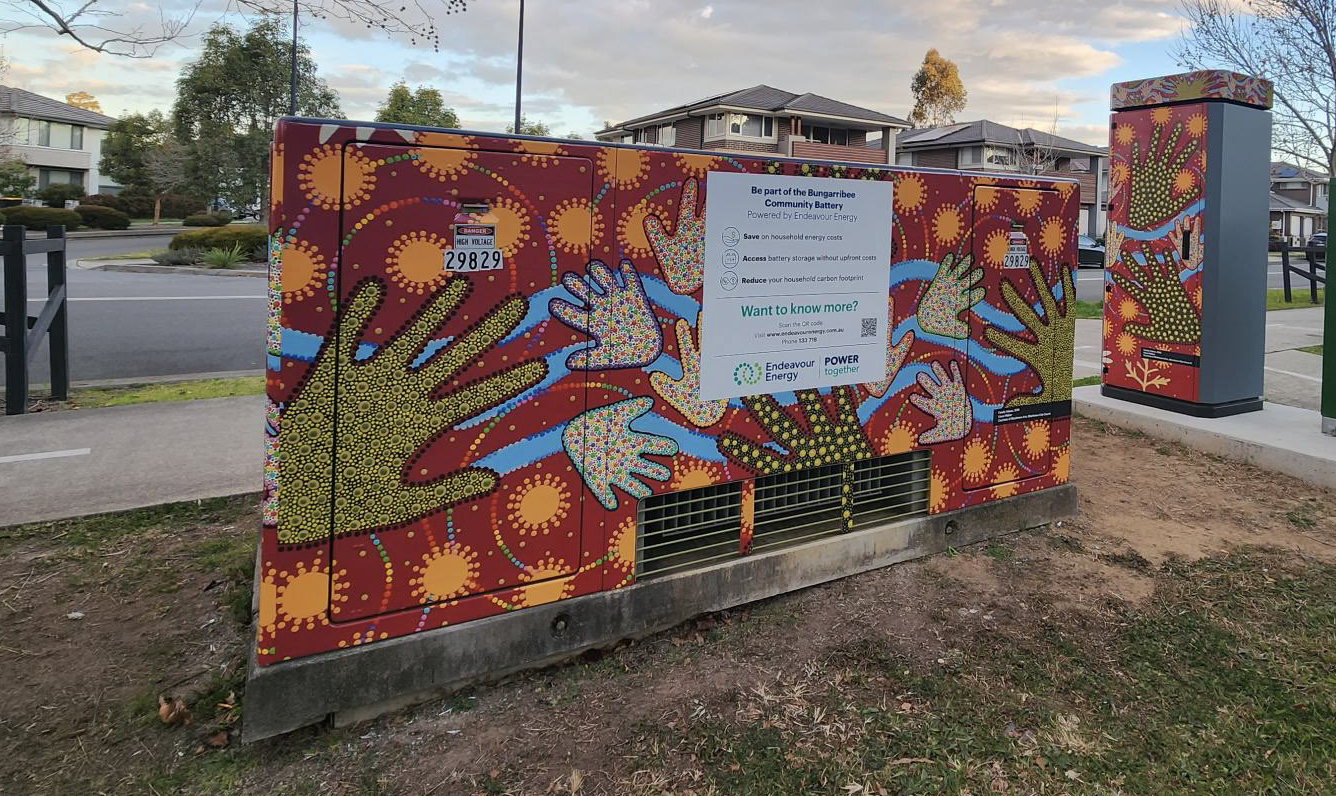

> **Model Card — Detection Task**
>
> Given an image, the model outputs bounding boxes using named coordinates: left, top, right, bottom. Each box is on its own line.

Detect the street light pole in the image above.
left=289, top=0, right=299, bottom=116
left=513, top=0, right=524, bottom=134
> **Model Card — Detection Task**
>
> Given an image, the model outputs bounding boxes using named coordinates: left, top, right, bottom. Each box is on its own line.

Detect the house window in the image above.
left=35, top=121, right=80, bottom=149
left=896, top=151, right=914, bottom=166
left=659, top=124, right=675, bottom=147
left=1275, top=181, right=1306, bottom=190
left=958, top=147, right=982, bottom=167
left=984, top=146, right=1017, bottom=168
left=38, top=168, right=84, bottom=189
left=632, top=128, right=648, bottom=144
left=808, top=125, right=850, bottom=146
left=705, top=113, right=773, bottom=139
left=72, top=125, right=83, bottom=150
left=1068, top=157, right=1091, bottom=173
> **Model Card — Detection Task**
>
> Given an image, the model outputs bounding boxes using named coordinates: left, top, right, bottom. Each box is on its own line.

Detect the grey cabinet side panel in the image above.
left=1200, top=102, right=1270, bottom=403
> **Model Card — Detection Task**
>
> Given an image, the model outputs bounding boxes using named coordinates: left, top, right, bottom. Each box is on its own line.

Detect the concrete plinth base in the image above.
left=1075, top=385, right=1336, bottom=489
left=243, top=484, right=1077, bottom=742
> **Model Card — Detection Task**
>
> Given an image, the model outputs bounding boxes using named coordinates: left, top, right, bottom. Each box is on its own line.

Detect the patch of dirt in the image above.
left=3, top=418, right=1334, bottom=795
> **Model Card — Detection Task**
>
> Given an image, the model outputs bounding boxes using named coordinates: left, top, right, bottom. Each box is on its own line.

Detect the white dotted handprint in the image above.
left=918, top=253, right=985, bottom=340
left=863, top=294, right=916, bottom=398
left=550, top=259, right=663, bottom=370
left=644, top=177, right=705, bottom=295
left=651, top=313, right=726, bottom=427
left=909, top=359, right=972, bottom=444
left=562, top=397, right=678, bottom=510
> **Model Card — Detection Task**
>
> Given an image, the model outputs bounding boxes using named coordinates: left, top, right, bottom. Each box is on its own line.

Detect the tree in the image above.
left=0, top=159, right=33, bottom=197
left=37, top=183, right=82, bottom=207
left=173, top=17, right=342, bottom=211
left=143, top=138, right=189, bottom=224
left=100, top=111, right=168, bottom=190
left=506, top=116, right=551, bottom=137
left=909, top=49, right=968, bottom=128
left=1, top=0, right=469, bottom=57
left=64, top=91, right=101, bottom=112
left=375, top=82, right=459, bottom=128
left=1177, top=0, right=1335, bottom=173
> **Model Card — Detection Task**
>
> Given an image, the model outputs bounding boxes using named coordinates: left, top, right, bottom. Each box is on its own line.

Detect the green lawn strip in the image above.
left=637, top=550, right=1336, bottom=795
left=1073, top=375, right=1101, bottom=388
left=1071, top=299, right=1102, bottom=320
left=70, top=375, right=264, bottom=408
left=91, top=248, right=168, bottom=260
left=1298, top=344, right=1323, bottom=356
left=0, top=495, right=255, bottom=554
left=1267, top=287, right=1325, bottom=310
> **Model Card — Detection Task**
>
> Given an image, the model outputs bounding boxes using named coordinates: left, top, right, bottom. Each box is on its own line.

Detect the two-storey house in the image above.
left=0, top=86, right=116, bottom=196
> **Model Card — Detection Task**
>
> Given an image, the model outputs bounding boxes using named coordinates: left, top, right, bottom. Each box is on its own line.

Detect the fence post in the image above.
left=1281, top=245, right=1292, bottom=303
left=1322, top=178, right=1335, bottom=435
left=3, top=225, right=27, bottom=414
left=46, top=225, right=68, bottom=401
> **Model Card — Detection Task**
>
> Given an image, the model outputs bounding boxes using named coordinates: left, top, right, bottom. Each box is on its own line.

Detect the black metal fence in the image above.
left=1278, top=244, right=1326, bottom=304
left=1, top=225, right=69, bottom=415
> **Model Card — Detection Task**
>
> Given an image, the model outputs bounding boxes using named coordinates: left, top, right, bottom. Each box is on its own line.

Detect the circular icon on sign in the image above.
left=722, top=227, right=740, bottom=247
left=732, top=361, right=761, bottom=386
left=719, top=271, right=739, bottom=291
left=722, top=249, right=740, bottom=268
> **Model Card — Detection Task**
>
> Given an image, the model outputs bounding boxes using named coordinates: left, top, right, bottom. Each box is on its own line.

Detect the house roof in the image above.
left=1269, top=191, right=1324, bottom=214
left=0, top=86, right=114, bottom=127
left=598, top=84, right=908, bottom=134
left=897, top=120, right=1105, bottom=156
left=1271, top=162, right=1331, bottom=182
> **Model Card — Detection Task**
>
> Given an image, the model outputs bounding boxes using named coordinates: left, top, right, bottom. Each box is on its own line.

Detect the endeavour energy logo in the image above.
left=732, top=362, right=762, bottom=386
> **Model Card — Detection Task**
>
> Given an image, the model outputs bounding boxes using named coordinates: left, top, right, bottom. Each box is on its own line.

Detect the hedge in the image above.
left=3, top=206, right=82, bottom=231
left=182, top=212, right=233, bottom=227
left=84, top=193, right=207, bottom=219
left=74, top=204, right=131, bottom=230
left=169, top=225, right=267, bottom=253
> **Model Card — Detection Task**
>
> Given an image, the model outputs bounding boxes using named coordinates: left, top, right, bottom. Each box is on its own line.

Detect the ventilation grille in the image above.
left=751, top=463, right=846, bottom=553
left=637, top=481, right=742, bottom=579
left=852, top=451, right=931, bottom=529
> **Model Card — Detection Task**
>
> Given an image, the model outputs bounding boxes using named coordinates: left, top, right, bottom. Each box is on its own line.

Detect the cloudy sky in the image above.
left=1, top=0, right=1188, bottom=144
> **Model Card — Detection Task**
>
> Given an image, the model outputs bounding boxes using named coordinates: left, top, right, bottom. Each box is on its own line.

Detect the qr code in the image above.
left=860, top=317, right=878, bottom=338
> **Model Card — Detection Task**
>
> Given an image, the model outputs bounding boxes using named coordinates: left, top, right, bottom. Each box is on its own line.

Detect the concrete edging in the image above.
left=77, top=258, right=266, bottom=278
left=242, top=484, right=1077, bottom=742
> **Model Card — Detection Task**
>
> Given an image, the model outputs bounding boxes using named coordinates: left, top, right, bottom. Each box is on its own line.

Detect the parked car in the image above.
left=1307, top=232, right=1326, bottom=261
left=1077, top=235, right=1105, bottom=268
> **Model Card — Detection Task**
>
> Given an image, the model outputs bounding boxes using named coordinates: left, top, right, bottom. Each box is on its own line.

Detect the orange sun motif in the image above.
left=879, top=423, right=917, bottom=455
left=505, top=473, right=572, bottom=536
left=386, top=231, right=448, bottom=293
left=410, top=543, right=480, bottom=603
left=610, top=517, right=636, bottom=573
left=1053, top=446, right=1070, bottom=483
left=1186, top=113, right=1207, bottom=138
left=1115, top=331, right=1137, bottom=356
left=299, top=144, right=376, bottom=210
left=1117, top=298, right=1140, bottom=321
left=962, top=438, right=993, bottom=480
left=549, top=198, right=603, bottom=253
left=268, top=556, right=343, bottom=632
left=932, top=206, right=964, bottom=244
left=1151, top=107, right=1172, bottom=126
left=670, top=459, right=723, bottom=491
left=929, top=468, right=948, bottom=513
left=518, top=559, right=575, bottom=607
left=1193, top=285, right=1203, bottom=308
left=1173, top=169, right=1196, bottom=195
left=515, top=138, right=565, bottom=164
left=598, top=148, right=648, bottom=188
left=1014, top=189, right=1043, bottom=216
left=1039, top=219, right=1065, bottom=256
left=413, top=143, right=475, bottom=181
left=617, top=201, right=653, bottom=257
left=896, top=174, right=926, bottom=214
left=1022, top=421, right=1050, bottom=460
left=675, top=153, right=719, bottom=177
left=488, top=198, right=532, bottom=256
left=1114, top=125, right=1136, bottom=146
left=279, top=239, right=325, bottom=304
left=973, top=178, right=1000, bottom=211
left=983, top=229, right=1010, bottom=268
left=1111, top=162, right=1129, bottom=190
left=991, top=465, right=1021, bottom=498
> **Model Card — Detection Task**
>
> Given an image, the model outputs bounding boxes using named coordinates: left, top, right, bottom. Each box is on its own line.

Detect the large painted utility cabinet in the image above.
left=245, top=119, right=1079, bottom=739
left=1102, top=71, right=1273, bottom=416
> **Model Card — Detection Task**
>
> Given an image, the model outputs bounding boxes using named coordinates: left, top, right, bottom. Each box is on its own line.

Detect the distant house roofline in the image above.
left=897, top=119, right=1106, bottom=156
left=597, top=84, right=909, bottom=136
left=1271, top=161, right=1332, bottom=182
left=0, top=85, right=114, bottom=128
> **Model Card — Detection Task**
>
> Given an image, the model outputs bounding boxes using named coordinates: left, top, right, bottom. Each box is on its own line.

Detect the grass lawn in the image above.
left=68, top=376, right=264, bottom=408
left=96, top=248, right=167, bottom=260
left=1070, top=299, right=1102, bottom=320
left=1073, top=374, right=1101, bottom=387
left=1267, top=287, right=1324, bottom=310
left=1298, top=344, right=1323, bottom=356
left=129, top=218, right=185, bottom=226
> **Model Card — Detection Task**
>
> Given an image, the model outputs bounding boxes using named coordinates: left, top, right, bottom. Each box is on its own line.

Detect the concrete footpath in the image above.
left=0, top=395, right=262, bottom=526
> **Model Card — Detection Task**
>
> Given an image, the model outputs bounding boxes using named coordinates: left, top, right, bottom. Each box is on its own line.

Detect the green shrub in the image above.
left=159, top=194, right=206, bottom=218
left=0, top=211, right=6, bottom=226
left=38, top=184, right=84, bottom=207
left=201, top=244, right=246, bottom=268
left=169, top=225, right=267, bottom=253
left=3, top=205, right=82, bottom=231
left=74, top=204, right=131, bottom=230
left=182, top=211, right=233, bottom=227
left=152, top=248, right=206, bottom=266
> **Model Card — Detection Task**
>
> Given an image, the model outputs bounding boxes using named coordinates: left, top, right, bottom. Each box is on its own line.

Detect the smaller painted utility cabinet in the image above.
left=1101, top=71, right=1273, bottom=416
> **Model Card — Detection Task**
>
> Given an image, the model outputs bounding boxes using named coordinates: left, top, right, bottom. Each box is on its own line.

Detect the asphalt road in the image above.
left=7, top=234, right=266, bottom=385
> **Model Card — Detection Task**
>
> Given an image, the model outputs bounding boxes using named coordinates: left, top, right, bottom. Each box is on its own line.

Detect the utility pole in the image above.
left=289, top=0, right=299, bottom=116
left=513, top=0, right=524, bottom=134
left=1323, top=177, right=1335, bottom=435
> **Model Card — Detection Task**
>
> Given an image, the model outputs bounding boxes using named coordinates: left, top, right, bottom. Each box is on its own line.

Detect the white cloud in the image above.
left=700, top=5, right=714, bottom=19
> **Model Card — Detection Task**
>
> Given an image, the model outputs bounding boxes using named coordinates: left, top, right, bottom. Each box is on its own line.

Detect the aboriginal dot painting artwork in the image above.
left=1103, top=104, right=1208, bottom=401
left=260, top=120, right=1077, bottom=664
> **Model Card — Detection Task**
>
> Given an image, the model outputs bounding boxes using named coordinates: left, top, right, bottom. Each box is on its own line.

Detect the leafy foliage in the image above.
left=506, top=115, right=551, bottom=137
left=64, top=91, right=102, bottom=112
left=182, top=212, right=233, bottom=227
left=172, top=18, right=343, bottom=211
left=3, top=206, right=82, bottom=231
left=374, top=82, right=459, bottom=128
left=0, top=159, right=34, bottom=197
left=100, top=111, right=169, bottom=189
left=169, top=225, right=267, bottom=252
left=37, top=183, right=84, bottom=207
left=909, top=48, right=967, bottom=128
left=201, top=244, right=247, bottom=268
left=73, top=204, right=131, bottom=229
left=152, top=247, right=207, bottom=266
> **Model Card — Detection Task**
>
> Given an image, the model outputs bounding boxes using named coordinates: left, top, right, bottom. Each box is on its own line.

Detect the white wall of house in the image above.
left=1, top=116, right=107, bottom=195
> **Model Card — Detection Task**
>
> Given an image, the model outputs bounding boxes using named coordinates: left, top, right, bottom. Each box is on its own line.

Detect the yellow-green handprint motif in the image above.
left=719, top=387, right=874, bottom=475
left=1128, top=122, right=1199, bottom=230
left=278, top=278, right=547, bottom=546
left=1111, top=244, right=1201, bottom=344
left=984, top=261, right=1076, bottom=407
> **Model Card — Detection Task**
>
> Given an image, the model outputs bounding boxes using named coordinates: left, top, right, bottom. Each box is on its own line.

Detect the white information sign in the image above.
left=447, top=223, right=505, bottom=272
left=699, top=172, right=894, bottom=401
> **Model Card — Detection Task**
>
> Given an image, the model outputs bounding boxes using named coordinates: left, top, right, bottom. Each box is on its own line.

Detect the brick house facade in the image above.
left=596, top=85, right=908, bottom=165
